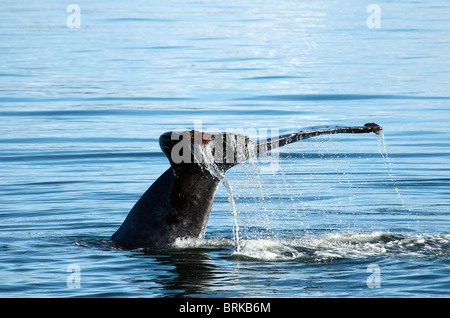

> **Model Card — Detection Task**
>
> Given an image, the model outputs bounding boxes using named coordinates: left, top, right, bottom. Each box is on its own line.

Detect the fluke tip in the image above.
left=364, top=122, right=382, bottom=135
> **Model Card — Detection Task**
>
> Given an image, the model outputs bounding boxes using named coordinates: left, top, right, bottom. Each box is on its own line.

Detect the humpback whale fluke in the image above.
left=111, top=123, right=382, bottom=249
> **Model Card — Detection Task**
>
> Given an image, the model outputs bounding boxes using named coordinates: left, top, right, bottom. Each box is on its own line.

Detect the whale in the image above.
left=111, top=123, right=382, bottom=249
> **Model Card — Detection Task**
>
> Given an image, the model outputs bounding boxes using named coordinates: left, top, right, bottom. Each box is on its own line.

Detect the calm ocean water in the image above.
left=0, top=0, right=449, bottom=298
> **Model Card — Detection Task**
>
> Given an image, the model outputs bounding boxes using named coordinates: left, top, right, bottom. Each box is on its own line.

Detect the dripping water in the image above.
left=192, top=131, right=411, bottom=253
left=376, top=131, right=410, bottom=211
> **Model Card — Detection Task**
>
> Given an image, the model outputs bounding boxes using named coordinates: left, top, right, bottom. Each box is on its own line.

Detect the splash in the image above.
left=171, top=232, right=450, bottom=262
left=231, top=232, right=450, bottom=261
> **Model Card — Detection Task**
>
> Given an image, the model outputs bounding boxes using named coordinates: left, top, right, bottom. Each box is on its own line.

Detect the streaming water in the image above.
left=376, top=131, right=409, bottom=211
left=192, top=141, right=241, bottom=252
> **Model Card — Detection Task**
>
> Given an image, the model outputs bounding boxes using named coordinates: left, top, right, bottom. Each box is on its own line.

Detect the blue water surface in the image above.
left=0, top=0, right=449, bottom=297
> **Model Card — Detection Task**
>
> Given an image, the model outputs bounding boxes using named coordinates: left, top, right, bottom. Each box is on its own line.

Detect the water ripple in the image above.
left=237, top=94, right=450, bottom=101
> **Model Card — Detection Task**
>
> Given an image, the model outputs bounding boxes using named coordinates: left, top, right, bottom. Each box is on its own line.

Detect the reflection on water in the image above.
left=81, top=232, right=449, bottom=297
left=150, top=250, right=220, bottom=297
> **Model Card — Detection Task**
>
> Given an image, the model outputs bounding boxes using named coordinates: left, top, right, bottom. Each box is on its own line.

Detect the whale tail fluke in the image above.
left=256, top=122, right=382, bottom=154
left=111, top=122, right=382, bottom=249
left=159, top=123, right=382, bottom=172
